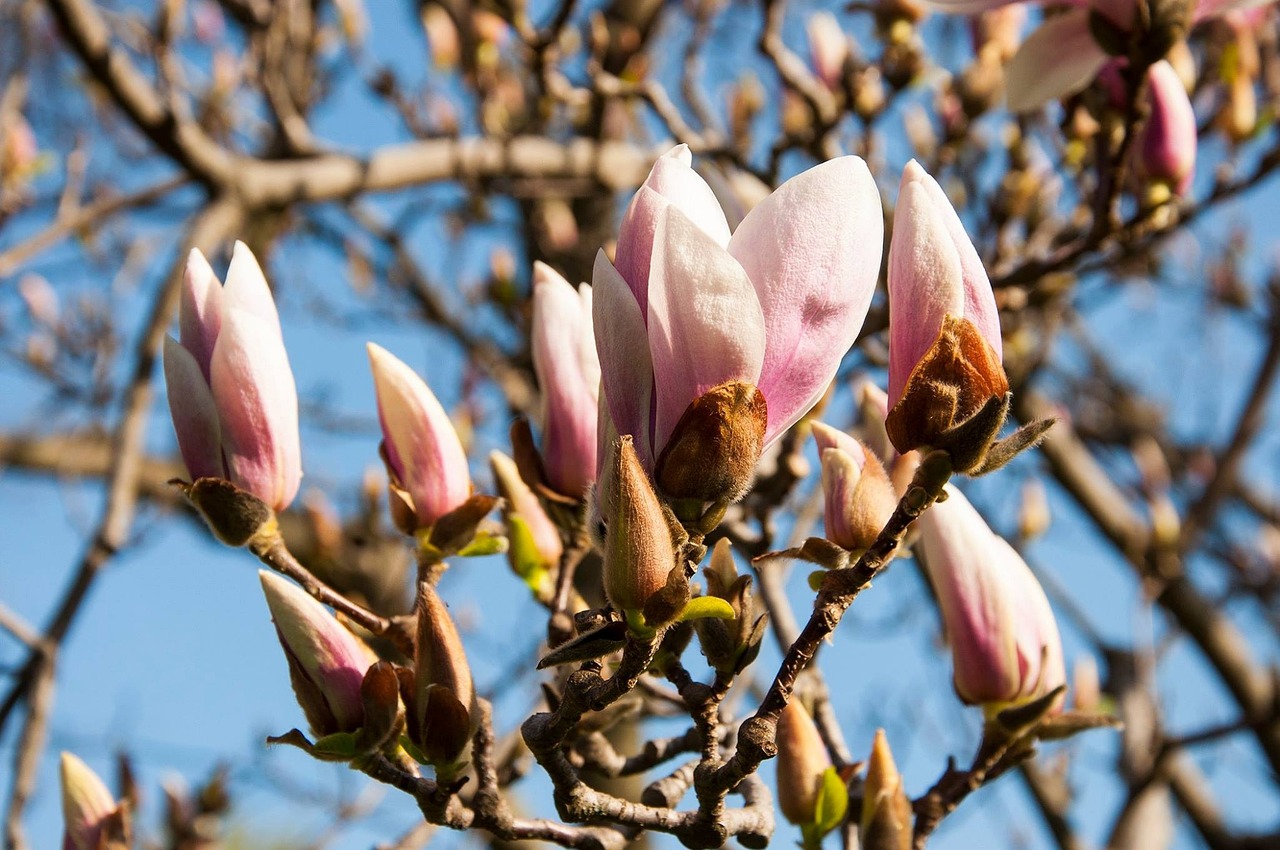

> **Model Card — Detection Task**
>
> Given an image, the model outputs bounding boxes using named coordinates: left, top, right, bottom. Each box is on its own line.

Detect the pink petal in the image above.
left=887, top=179, right=967, bottom=407
left=222, top=241, right=283, bottom=335
left=646, top=204, right=765, bottom=456
left=211, top=308, right=302, bottom=511
left=1194, top=0, right=1273, bottom=23
left=820, top=447, right=863, bottom=550
left=731, top=156, right=883, bottom=446
left=367, top=343, right=471, bottom=528
left=592, top=250, right=656, bottom=469
left=811, top=420, right=865, bottom=463
left=178, top=248, right=222, bottom=380
left=163, top=336, right=224, bottom=481
left=532, top=262, right=600, bottom=496
left=615, top=146, right=732, bottom=311
left=1005, top=10, right=1109, bottom=113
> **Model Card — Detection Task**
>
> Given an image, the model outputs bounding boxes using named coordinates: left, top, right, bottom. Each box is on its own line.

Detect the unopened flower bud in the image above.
left=775, top=700, right=832, bottom=826
left=807, top=11, right=849, bottom=90
left=259, top=571, right=375, bottom=737
left=695, top=539, right=767, bottom=675
left=408, top=582, right=475, bottom=769
left=601, top=436, right=679, bottom=617
left=164, top=244, right=302, bottom=512
left=916, top=488, right=1066, bottom=713
left=1073, top=655, right=1101, bottom=712
left=812, top=422, right=897, bottom=552
left=860, top=730, right=911, bottom=850
left=887, top=162, right=1007, bottom=468
left=60, top=753, right=118, bottom=850
left=367, top=342, right=472, bottom=532
left=1018, top=477, right=1051, bottom=541
left=1139, top=60, right=1196, bottom=198
left=490, top=450, right=563, bottom=583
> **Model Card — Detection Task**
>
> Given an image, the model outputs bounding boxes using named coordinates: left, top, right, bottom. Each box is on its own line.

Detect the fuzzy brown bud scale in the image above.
left=602, top=436, right=680, bottom=616
left=885, top=314, right=1009, bottom=466
left=655, top=380, right=767, bottom=505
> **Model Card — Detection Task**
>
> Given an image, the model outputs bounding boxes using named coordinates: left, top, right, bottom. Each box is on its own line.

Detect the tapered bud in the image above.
left=60, top=753, right=118, bottom=850
left=916, top=488, right=1066, bottom=712
left=1073, top=655, right=1101, bottom=712
left=856, top=381, right=895, bottom=465
left=531, top=263, right=600, bottom=499
left=1139, top=60, right=1196, bottom=198
left=490, top=450, right=563, bottom=574
left=367, top=342, right=472, bottom=531
left=259, top=571, right=375, bottom=736
left=695, top=539, right=768, bottom=675
left=409, top=582, right=475, bottom=768
left=812, top=422, right=897, bottom=552
left=164, top=243, right=302, bottom=512
left=808, top=11, right=849, bottom=90
left=860, top=730, right=912, bottom=850
left=886, top=162, right=1007, bottom=465
left=775, top=701, right=832, bottom=825
left=1018, top=477, right=1051, bottom=540
left=601, top=436, right=679, bottom=616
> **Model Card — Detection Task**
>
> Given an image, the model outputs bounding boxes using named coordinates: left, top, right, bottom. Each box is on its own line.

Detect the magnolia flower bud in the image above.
left=695, top=538, right=768, bottom=675
left=259, top=571, right=375, bottom=736
left=860, top=730, right=911, bottom=850
left=775, top=700, right=831, bottom=825
left=490, top=450, right=563, bottom=577
left=408, top=582, right=476, bottom=768
left=60, top=753, right=118, bottom=850
left=916, top=487, right=1066, bottom=712
left=601, top=436, right=678, bottom=618
left=807, top=11, right=849, bottom=90
left=367, top=342, right=472, bottom=532
left=1140, top=60, right=1197, bottom=198
left=812, top=422, right=897, bottom=552
left=886, top=161, right=1008, bottom=468
left=163, top=243, right=302, bottom=512
left=1073, top=655, right=1102, bottom=712
left=531, top=263, right=600, bottom=499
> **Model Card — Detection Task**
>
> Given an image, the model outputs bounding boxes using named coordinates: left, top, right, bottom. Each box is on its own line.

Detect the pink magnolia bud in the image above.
left=531, top=262, right=600, bottom=498
left=886, top=161, right=1007, bottom=457
left=775, top=700, right=831, bottom=825
left=259, top=570, right=375, bottom=736
left=916, top=487, right=1066, bottom=711
left=1140, top=60, right=1196, bottom=196
left=595, top=145, right=882, bottom=498
left=811, top=422, right=897, bottom=551
left=367, top=342, right=472, bottom=531
left=60, top=752, right=118, bottom=850
left=807, top=11, right=849, bottom=90
left=163, top=243, right=302, bottom=512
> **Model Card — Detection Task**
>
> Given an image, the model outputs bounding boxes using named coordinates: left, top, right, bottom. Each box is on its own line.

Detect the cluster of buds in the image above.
left=259, top=569, right=476, bottom=773
left=594, top=144, right=882, bottom=516
left=694, top=539, right=768, bottom=677
left=164, top=244, right=302, bottom=526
